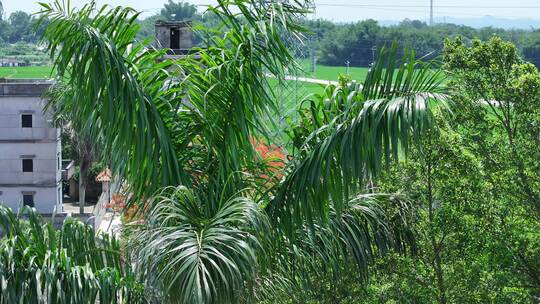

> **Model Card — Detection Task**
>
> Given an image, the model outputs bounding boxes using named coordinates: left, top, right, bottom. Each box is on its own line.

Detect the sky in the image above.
left=4, top=0, right=540, bottom=23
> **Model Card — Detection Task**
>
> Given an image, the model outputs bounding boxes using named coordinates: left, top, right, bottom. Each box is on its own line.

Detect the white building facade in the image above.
left=0, top=80, right=62, bottom=213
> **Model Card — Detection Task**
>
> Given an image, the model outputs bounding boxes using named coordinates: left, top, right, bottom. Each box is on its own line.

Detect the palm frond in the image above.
left=127, top=186, right=269, bottom=304
left=258, top=193, right=415, bottom=301
left=271, top=41, right=448, bottom=233
left=39, top=0, right=309, bottom=207
left=363, top=42, right=446, bottom=100
left=171, top=0, right=308, bottom=207
left=38, top=0, right=186, bottom=201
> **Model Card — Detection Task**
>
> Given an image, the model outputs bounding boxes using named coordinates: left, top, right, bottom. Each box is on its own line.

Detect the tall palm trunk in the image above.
left=78, top=169, right=86, bottom=214
left=78, top=139, right=93, bottom=214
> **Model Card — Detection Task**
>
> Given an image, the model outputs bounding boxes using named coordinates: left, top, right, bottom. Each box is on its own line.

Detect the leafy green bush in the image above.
left=0, top=205, right=145, bottom=303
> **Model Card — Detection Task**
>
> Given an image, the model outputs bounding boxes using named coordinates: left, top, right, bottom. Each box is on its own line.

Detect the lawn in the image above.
left=268, top=60, right=370, bottom=115
left=0, top=66, right=54, bottom=79
left=268, top=78, right=325, bottom=112
left=297, top=59, right=371, bottom=82
left=268, top=60, right=369, bottom=113
left=0, top=62, right=368, bottom=82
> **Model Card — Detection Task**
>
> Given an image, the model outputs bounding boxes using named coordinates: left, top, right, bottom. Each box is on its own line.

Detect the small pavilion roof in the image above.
left=96, top=168, right=112, bottom=182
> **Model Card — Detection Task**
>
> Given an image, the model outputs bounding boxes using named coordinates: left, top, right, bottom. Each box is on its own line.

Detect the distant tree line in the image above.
left=307, top=18, right=540, bottom=68
left=5, top=0, right=540, bottom=70
left=0, top=1, right=205, bottom=46
left=0, top=10, right=46, bottom=44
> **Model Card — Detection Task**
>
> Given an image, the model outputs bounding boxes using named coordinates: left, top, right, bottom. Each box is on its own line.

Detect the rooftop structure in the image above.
left=155, top=20, right=194, bottom=59
left=0, top=57, right=30, bottom=67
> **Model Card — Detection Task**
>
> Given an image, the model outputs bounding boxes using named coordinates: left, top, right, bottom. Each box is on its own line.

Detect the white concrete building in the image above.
left=0, top=79, right=62, bottom=214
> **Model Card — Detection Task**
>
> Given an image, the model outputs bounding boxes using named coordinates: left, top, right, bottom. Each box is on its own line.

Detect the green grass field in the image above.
left=297, top=60, right=370, bottom=82
left=268, top=61, right=372, bottom=113
left=0, top=64, right=371, bottom=111
left=0, top=63, right=365, bottom=109
left=0, top=62, right=367, bottom=82
left=0, top=66, right=54, bottom=79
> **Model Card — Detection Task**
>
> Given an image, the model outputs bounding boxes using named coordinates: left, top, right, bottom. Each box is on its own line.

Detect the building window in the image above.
left=21, top=114, right=33, bottom=128
left=22, top=159, right=33, bottom=172
left=22, top=194, right=34, bottom=207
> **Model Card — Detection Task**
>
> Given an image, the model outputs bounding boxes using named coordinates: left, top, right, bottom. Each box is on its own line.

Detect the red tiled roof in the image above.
left=96, top=168, right=112, bottom=182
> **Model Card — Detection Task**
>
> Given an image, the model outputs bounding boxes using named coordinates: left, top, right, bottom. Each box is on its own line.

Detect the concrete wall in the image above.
left=0, top=186, right=61, bottom=213
left=0, top=142, right=60, bottom=185
left=179, top=27, right=193, bottom=49
left=0, top=85, right=62, bottom=214
left=156, top=25, right=171, bottom=49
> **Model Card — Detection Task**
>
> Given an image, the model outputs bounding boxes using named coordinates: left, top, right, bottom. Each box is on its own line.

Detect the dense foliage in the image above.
left=32, top=0, right=449, bottom=303
left=0, top=206, right=145, bottom=303
left=9, top=0, right=540, bottom=67
left=1, top=0, right=539, bottom=303
left=301, top=36, right=540, bottom=303
left=0, top=10, right=46, bottom=43
left=136, top=2, right=540, bottom=68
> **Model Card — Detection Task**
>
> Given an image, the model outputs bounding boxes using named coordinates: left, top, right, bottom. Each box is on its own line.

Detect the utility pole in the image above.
left=430, top=0, right=434, bottom=26
left=308, top=0, right=317, bottom=75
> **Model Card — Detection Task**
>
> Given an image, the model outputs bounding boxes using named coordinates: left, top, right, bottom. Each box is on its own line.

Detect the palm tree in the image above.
left=46, top=84, right=99, bottom=214
left=271, top=43, right=447, bottom=232
left=35, top=0, right=447, bottom=302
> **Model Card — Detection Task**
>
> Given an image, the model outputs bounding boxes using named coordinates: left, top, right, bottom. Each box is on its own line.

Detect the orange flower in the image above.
left=250, top=136, right=286, bottom=181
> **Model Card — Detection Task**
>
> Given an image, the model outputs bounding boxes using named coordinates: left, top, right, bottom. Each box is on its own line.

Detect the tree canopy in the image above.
left=161, top=0, right=199, bottom=21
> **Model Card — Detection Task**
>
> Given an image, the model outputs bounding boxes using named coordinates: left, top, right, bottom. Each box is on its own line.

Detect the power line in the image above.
left=315, top=3, right=540, bottom=9
left=144, top=3, right=540, bottom=12
left=311, top=3, right=539, bottom=20
left=143, top=2, right=540, bottom=22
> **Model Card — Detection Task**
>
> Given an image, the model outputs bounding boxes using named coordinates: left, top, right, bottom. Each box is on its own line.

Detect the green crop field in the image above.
left=0, top=66, right=54, bottom=79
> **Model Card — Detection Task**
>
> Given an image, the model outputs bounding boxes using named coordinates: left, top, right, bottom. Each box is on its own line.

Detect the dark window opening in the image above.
left=23, top=194, right=34, bottom=207
left=22, top=159, right=33, bottom=172
left=21, top=114, right=32, bottom=128
left=170, top=28, right=180, bottom=49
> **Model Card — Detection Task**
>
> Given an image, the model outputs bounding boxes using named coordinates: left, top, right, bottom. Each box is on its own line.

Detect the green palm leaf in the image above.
left=38, top=0, right=309, bottom=206
left=270, top=42, right=448, bottom=233
left=38, top=0, right=186, bottom=201
left=257, top=193, right=415, bottom=301
left=127, top=186, right=269, bottom=304
left=36, top=1, right=439, bottom=302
